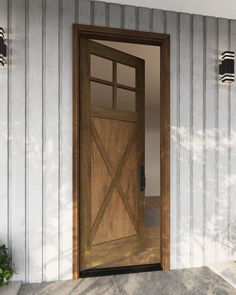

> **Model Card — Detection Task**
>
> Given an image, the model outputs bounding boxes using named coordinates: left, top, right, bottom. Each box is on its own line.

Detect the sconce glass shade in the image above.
left=219, top=51, right=235, bottom=83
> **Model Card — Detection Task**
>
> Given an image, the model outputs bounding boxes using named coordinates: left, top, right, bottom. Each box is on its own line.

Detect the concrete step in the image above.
left=0, top=282, right=22, bottom=295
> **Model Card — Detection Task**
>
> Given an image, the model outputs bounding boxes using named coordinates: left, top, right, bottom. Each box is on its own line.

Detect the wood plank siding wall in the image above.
left=0, top=0, right=236, bottom=283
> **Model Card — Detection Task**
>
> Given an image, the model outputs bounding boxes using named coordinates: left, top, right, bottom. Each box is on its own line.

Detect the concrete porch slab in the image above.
left=18, top=267, right=236, bottom=295
left=0, top=282, right=22, bottom=295
left=208, top=261, right=236, bottom=289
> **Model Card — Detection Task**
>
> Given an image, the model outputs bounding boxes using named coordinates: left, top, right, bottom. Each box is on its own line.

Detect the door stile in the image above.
left=79, top=38, right=91, bottom=268
left=136, top=59, right=145, bottom=247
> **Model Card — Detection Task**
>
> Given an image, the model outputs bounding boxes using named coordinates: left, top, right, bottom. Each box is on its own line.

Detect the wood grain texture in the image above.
left=160, top=31, right=170, bottom=272
left=73, top=23, right=167, bottom=45
left=79, top=38, right=91, bottom=270
left=92, top=117, right=135, bottom=170
left=73, top=24, right=170, bottom=275
left=89, top=40, right=143, bottom=67
left=91, top=236, right=139, bottom=268
left=135, top=56, right=145, bottom=261
left=119, top=142, right=138, bottom=221
left=91, top=135, right=112, bottom=225
left=98, top=197, right=161, bottom=268
left=91, top=120, right=137, bottom=230
left=113, top=61, right=117, bottom=108
left=89, top=126, right=137, bottom=245
left=92, top=189, right=137, bottom=244
left=99, top=228, right=160, bottom=268
left=79, top=37, right=146, bottom=270
left=91, top=107, right=137, bottom=122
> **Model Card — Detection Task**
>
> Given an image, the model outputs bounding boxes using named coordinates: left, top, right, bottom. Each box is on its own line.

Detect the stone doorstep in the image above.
left=208, top=261, right=236, bottom=289
left=0, top=282, right=22, bottom=295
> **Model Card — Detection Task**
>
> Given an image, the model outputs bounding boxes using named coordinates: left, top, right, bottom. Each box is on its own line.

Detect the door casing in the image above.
left=73, top=24, right=170, bottom=279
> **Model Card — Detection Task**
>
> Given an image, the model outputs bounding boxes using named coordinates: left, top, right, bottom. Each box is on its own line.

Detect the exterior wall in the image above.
left=102, top=0, right=236, bottom=20
left=0, top=0, right=236, bottom=283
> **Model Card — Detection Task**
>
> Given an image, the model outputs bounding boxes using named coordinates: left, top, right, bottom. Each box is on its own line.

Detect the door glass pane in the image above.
left=91, top=82, right=113, bottom=108
left=91, top=54, right=113, bottom=82
left=117, top=63, right=136, bottom=87
left=117, top=88, right=136, bottom=112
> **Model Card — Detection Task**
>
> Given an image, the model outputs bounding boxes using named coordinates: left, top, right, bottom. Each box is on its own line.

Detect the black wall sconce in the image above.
left=219, top=51, right=235, bottom=83
left=0, top=27, right=7, bottom=66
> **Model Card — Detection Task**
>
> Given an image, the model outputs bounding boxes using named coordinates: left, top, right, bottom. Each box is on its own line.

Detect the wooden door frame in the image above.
left=73, top=24, right=170, bottom=279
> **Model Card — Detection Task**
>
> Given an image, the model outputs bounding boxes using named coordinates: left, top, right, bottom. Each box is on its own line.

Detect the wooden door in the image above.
left=79, top=39, right=145, bottom=270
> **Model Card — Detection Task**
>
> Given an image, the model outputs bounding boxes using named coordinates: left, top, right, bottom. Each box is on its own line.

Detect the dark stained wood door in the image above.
left=79, top=39, right=145, bottom=270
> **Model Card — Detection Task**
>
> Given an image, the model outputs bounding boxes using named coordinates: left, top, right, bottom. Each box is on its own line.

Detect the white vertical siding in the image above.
left=217, top=18, right=230, bottom=261
left=204, top=16, right=217, bottom=264
left=43, top=0, right=60, bottom=282
left=93, top=1, right=107, bottom=26
left=108, top=3, right=122, bottom=28
left=138, top=7, right=150, bottom=32
left=230, top=20, right=236, bottom=260
left=27, top=0, right=43, bottom=283
left=1, top=0, right=236, bottom=283
left=179, top=13, right=191, bottom=268
left=166, top=10, right=179, bottom=270
left=123, top=5, right=136, bottom=30
left=10, top=0, right=26, bottom=282
left=0, top=0, right=9, bottom=248
left=192, top=14, right=204, bottom=267
left=59, top=0, right=74, bottom=281
left=152, top=9, right=165, bottom=33
left=78, top=0, right=91, bottom=24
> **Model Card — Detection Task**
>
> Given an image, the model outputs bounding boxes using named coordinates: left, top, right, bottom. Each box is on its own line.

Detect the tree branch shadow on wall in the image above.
left=171, top=125, right=236, bottom=266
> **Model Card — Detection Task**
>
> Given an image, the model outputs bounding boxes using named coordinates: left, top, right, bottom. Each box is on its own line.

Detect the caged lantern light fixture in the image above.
left=219, top=51, right=235, bottom=83
left=0, top=27, right=7, bottom=67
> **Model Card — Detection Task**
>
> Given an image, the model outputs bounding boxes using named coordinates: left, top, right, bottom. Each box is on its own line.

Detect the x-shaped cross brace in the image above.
left=90, top=121, right=138, bottom=243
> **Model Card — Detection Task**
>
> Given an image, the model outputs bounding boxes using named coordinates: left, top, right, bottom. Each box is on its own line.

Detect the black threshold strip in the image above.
left=80, top=263, right=162, bottom=278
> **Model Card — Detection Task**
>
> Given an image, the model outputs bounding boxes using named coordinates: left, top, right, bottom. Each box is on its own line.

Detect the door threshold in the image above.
left=80, top=263, right=162, bottom=278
